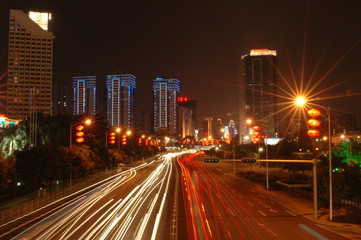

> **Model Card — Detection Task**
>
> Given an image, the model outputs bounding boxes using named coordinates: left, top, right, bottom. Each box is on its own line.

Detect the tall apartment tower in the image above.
left=177, top=97, right=197, bottom=138
left=153, top=77, right=180, bottom=136
left=72, top=76, right=97, bottom=116
left=106, top=74, right=136, bottom=128
left=7, top=10, right=54, bottom=119
left=239, top=49, right=278, bottom=142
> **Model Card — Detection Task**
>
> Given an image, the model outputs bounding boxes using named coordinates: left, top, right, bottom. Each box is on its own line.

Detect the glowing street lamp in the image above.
left=246, top=118, right=252, bottom=125
left=295, top=96, right=306, bottom=107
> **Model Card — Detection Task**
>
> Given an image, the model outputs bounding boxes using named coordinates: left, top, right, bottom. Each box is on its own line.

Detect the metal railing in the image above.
left=0, top=168, right=118, bottom=226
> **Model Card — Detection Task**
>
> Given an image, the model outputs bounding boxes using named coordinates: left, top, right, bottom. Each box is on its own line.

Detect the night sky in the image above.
left=1, top=0, right=361, bottom=124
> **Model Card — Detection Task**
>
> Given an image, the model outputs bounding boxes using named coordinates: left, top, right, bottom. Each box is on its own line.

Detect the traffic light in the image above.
left=108, top=132, right=116, bottom=145
left=75, top=125, right=85, bottom=143
left=121, top=134, right=127, bottom=145
left=241, top=158, right=257, bottom=163
left=203, top=157, right=220, bottom=163
left=307, top=109, right=321, bottom=138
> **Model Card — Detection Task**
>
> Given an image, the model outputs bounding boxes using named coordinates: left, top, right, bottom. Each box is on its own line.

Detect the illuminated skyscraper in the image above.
left=203, top=115, right=213, bottom=138
left=7, top=10, right=54, bottom=119
left=239, top=49, right=278, bottom=142
left=153, top=77, right=180, bottom=136
left=106, top=74, right=136, bottom=128
left=72, top=76, right=97, bottom=116
left=177, top=97, right=197, bottom=138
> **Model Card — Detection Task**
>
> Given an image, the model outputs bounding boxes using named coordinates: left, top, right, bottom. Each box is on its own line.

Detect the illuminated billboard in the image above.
left=250, top=49, right=277, bottom=56
left=29, top=11, right=52, bottom=31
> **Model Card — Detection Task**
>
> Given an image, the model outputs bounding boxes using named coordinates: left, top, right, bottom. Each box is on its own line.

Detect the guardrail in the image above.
left=0, top=168, right=118, bottom=226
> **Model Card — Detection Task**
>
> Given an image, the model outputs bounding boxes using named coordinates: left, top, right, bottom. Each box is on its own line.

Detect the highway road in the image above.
left=13, top=153, right=182, bottom=240
left=178, top=153, right=350, bottom=240
left=6, top=151, right=355, bottom=239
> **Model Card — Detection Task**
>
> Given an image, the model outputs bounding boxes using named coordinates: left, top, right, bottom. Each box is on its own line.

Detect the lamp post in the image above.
left=295, top=97, right=333, bottom=221
left=116, top=127, right=121, bottom=152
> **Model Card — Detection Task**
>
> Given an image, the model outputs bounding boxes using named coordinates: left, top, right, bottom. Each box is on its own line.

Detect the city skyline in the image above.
left=1, top=1, right=361, bottom=125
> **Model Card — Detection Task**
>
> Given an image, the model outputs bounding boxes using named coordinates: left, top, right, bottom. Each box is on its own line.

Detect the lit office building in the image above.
left=153, top=77, right=180, bottom=136
left=177, top=97, right=197, bottom=138
left=239, top=49, right=278, bottom=142
left=72, top=76, right=97, bottom=116
left=106, top=74, right=136, bottom=128
left=7, top=10, right=54, bottom=119
left=203, top=115, right=213, bottom=138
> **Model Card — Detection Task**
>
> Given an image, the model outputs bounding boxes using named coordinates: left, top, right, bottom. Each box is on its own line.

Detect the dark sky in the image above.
left=1, top=0, right=361, bottom=123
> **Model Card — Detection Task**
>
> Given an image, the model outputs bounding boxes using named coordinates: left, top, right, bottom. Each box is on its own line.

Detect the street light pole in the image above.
left=295, top=97, right=332, bottom=221
left=327, top=106, right=333, bottom=221
left=265, top=138, right=269, bottom=190
left=68, top=118, right=92, bottom=186
left=69, top=121, right=73, bottom=186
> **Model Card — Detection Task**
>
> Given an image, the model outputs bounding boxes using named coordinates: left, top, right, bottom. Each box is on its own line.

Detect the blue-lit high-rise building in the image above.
left=106, top=74, right=136, bottom=129
left=72, top=76, right=97, bottom=116
left=153, top=77, right=180, bottom=136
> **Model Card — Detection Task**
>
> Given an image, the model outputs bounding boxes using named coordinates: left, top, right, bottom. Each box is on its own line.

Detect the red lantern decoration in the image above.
left=307, top=119, right=321, bottom=127
left=308, top=109, right=321, bottom=118
left=75, top=125, right=85, bottom=143
left=76, top=132, right=84, bottom=137
left=307, top=129, right=321, bottom=138
left=109, top=132, right=116, bottom=144
left=253, top=131, right=261, bottom=137
left=253, top=125, right=261, bottom=131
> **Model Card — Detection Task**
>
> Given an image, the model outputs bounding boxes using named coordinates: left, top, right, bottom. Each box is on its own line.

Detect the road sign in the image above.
left=241, top=158, right=257, bottom=163
left=203, top=158, right=220, bottom=163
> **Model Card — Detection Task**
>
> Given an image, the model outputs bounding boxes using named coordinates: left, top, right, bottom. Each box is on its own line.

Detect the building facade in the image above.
left=153, top=77, right=180, bottom=136
left=72, top=76, right=97, bottom=116
left=239, top=49, right=278, bottom=142
left=106, top=74, right=136, bottom=128
left=177, top=97, right=197, bottom=138
left=203, top=115, right=213, bottom=138
left=7, top=10, right=54, bottom=119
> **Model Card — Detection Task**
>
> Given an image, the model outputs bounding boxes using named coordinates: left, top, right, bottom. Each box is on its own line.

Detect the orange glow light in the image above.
left=75, top=125, right=84, bottom=131
left=253, top=125, right=261, bottom=131
left=307, top=129, right=321, bottom=138
left=307, top=119, right=321, bottom=127
left=308, top=109, right=321, bottom=118
left=76, top=132, right=84, bottom=137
